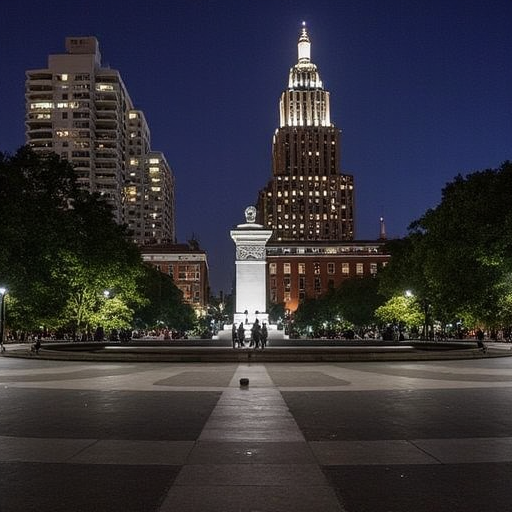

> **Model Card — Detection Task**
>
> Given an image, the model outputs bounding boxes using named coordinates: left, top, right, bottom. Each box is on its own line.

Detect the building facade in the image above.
left=267, top=241, right=390, bottom=313
left=140, top=242, right=209, bottom=316
left=25, top=36, right=175, bottom=244
left=257, top=24, right=354, bottom=242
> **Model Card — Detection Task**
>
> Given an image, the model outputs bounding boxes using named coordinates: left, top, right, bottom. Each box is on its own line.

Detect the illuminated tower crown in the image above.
left=280, top=22, right=331, bottom=127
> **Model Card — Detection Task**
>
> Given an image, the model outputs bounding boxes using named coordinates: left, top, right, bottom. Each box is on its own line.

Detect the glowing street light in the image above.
left=0, top=287, right=7, bottom=352
left=405, top=290, right=413, bottom=298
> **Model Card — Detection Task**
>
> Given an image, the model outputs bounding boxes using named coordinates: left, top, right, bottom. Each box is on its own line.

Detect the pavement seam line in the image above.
left=64, top=439, right=100, bottom=462
left=407, top=439, right=444, bottom=464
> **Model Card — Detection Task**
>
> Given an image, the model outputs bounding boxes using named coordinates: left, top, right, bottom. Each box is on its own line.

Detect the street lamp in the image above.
left=0, top=287, right=7, bottom=352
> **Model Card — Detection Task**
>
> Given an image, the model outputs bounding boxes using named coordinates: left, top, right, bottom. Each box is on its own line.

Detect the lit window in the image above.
left=31, top=102, right=53, bottom=110
left=342, top=263, right=349, bottom=275
left=149, top=158, right=160, bottom=164
left=356, top=263, right=364, bottom=275
left=284, top=263, right=291, bottom=275
left=370, top=263, right=378, bottom=275
left=269, top=263, right=277, bottom=275
left=298, top=263, right=305, bottom=274
left=129, top=112, right=138, bottom=119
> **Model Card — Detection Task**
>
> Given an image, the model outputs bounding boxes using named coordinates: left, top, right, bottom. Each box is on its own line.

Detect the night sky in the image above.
left=1, top=0, right=510, bottom=294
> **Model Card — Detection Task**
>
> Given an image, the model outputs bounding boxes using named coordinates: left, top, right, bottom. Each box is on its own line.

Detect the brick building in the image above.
left=140, top=242, right=209, bottom=316
left=266, top=240, right=390, bottom=313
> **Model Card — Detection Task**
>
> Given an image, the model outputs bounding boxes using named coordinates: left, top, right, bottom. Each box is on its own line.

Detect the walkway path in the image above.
left=2, top=355, right=512, bottom=511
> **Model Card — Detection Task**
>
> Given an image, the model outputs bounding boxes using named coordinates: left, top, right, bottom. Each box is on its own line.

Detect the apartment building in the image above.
left=26, top=36, right=175, bottom=243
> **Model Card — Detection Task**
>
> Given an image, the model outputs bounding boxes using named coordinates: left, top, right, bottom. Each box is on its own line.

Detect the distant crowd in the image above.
left=3, top=328, right=188, bottom=343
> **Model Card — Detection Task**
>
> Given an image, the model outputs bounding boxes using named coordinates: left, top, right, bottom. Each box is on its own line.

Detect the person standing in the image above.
left=261, top=322, right=268, bottom=349
left=251, top=319, right=261, bottom=349
left=231, top=323, right=238, bottom=349
left=237, top=322, right=245, bottom=348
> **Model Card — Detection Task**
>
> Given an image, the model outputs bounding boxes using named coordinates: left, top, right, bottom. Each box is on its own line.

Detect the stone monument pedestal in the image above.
left=214, top=206, right=286, bottom=342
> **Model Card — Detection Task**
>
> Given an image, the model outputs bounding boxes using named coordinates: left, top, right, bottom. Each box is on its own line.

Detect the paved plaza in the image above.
left=1, top=347, right=512, bottom=511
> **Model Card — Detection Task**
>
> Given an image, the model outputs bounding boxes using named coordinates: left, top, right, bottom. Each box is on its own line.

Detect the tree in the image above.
left=267, top=301, right=286, bottom=325
left=60, top=192, right=149, bottom=334
left=292, top=291, right=346, bottom=337
left=0, top=147, right=190, bottom=335
left=335, top=276, right=386, bottom=328
left=0, top=147, right=80, bottom=328
left=375, top=295, right=423, bottom=331
left=380, top=161, right=512, bottom=332
left=134, top=264, right=195, bottom=332
left=378, top=236, right=436, bottom=337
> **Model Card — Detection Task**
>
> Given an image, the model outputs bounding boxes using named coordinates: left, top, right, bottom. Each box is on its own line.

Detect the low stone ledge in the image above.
left=2, top=343, right=507, bottom=363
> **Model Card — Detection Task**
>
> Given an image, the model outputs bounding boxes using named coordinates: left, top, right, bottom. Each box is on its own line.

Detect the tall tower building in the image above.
left=257, top=24, right=354, bottom=241
left=25, top=36, right=175, bottom=244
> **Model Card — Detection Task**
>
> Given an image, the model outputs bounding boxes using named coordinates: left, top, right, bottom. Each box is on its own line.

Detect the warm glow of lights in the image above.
left=31, top=102, right=53, bottom=110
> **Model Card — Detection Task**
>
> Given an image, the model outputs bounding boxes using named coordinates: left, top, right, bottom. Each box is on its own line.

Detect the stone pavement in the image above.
left=1, top=351, right=512, bottom=511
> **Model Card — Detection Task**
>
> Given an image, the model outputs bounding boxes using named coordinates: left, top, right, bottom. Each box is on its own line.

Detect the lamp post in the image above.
left=0, top=287, right=7, bottom=352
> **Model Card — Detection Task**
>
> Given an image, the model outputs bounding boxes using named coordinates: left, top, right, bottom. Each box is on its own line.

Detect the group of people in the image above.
left=232, top=319, right=268, bottom=349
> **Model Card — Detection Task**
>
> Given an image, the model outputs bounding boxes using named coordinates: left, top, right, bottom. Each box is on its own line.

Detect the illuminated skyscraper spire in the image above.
left=282, top=22, right=328, bottom=127
left=298, top=21, right=311, bottom=63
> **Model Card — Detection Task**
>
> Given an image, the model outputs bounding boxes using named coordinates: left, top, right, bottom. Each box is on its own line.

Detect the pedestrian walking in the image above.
left=476, top=329, right=487, bottom=353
